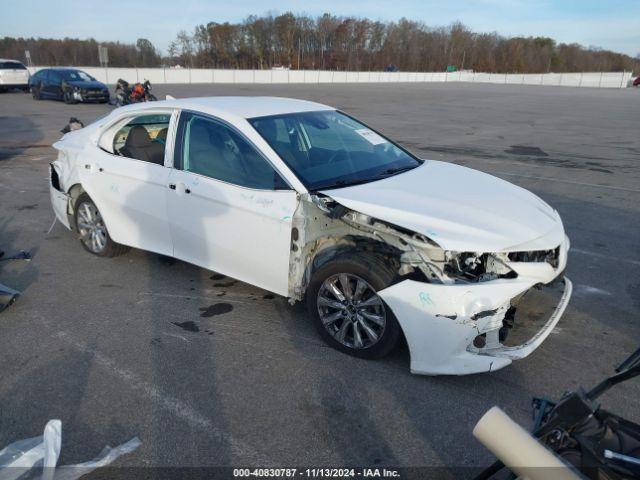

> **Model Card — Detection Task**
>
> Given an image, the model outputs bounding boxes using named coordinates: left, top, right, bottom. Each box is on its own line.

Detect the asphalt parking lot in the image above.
left=1, top=82, right=639, bottom=476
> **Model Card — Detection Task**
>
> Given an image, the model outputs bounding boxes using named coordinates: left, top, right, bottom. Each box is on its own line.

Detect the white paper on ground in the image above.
left=42, top=420, right=62, bottom=480
left=0, top=435, right=45, bottom=480
left=52, top=437, right=141, bottom=480
left=0, top=420, right=140, bottom=480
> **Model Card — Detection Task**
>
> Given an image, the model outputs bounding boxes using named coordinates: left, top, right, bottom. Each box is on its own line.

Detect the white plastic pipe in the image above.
left=473, top=407, right=581, bottom=480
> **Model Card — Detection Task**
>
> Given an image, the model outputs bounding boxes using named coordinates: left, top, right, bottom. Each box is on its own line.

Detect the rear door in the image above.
left=166, top=111, right=298, bottom=296
left=78, top=111, right=176, bottom=256
left=43, top=70, right=62, bottom=98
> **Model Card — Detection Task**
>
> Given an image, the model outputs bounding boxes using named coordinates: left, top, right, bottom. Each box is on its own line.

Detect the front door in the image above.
left=166, top=112, right=297, bottom=296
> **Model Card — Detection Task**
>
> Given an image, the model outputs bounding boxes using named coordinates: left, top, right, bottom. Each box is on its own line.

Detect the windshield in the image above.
left=249, top=110, right=421, bottom=190
left=61, top=70, right=95, bottom=82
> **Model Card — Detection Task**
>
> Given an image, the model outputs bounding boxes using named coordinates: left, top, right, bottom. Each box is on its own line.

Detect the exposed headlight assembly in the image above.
left=443, top=251, right=515, bottom=283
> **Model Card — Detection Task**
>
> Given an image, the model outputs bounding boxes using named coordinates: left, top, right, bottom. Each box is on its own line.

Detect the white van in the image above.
left=0, top=59, right=30, bottom=92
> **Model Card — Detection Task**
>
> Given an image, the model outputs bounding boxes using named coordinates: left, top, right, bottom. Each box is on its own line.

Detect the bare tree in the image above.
left=2, top=17, right=637, bottom=73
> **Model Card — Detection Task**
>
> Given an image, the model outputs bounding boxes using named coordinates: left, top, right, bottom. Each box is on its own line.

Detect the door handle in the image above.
left=84, top=163, right=103, bottom=173
left=170, top=182, right=191, bottom=194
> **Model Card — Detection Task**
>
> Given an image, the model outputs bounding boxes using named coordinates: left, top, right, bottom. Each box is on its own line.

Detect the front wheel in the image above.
left=63, top=91, right=77, bottom=104
left=306, top=254, right=401, bottom=359
left=74, top=193, right=129, bottom=257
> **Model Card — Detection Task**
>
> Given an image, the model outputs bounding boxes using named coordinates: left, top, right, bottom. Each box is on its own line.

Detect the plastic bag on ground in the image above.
left=0, top=420, right=139, bottom=480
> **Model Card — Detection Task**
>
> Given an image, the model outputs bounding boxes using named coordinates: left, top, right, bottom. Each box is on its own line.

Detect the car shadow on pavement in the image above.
left=124, top=180, right=235, bottom=468
left=0, top=343, right=138, bottom=465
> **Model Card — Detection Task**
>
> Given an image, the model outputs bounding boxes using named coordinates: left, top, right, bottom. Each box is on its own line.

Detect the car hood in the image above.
left=65, top=80, right=106, bottom=89
left=320, top=161, right=565, bottom=252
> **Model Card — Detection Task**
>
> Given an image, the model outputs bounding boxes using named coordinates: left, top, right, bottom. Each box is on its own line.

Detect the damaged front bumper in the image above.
left=378, top=240, right=572, bottom=376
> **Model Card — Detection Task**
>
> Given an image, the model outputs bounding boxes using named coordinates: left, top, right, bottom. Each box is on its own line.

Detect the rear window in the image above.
left=113, top=114, right=171, bottom=161
left=0, top=61, right=27, bottom=70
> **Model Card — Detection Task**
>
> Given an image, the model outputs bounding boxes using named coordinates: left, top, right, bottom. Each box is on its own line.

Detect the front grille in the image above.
left=508, top=245, right=560, bottom=268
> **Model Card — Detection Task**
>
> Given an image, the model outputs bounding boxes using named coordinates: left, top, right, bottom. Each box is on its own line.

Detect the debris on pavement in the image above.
left=0, top=249, right=31, bottom=313
left=0, top=419, right=140, bottom=480
left=0, top=250, right=31, bottom=262
left=60, top=118, right=84, bottom=134
left=0, top=283, right=20, bottom=313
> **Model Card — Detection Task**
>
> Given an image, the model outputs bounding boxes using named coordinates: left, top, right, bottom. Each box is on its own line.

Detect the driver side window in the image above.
left=177, top=113, right=289, bottom=190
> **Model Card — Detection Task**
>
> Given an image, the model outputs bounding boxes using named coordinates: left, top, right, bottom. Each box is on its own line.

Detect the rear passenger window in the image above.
left=177, top=113, right=289, bottom=190
left=113, top=114, right=171, bottom=165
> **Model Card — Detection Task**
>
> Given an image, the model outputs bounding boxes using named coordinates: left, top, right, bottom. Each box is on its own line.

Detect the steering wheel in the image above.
left=327, top=149, right=348, bottom=164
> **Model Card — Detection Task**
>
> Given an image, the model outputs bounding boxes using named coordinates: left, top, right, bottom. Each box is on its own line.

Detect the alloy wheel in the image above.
left=317, top=273, right=387, bottom=349
left=77, top=201, right=107, bottom=254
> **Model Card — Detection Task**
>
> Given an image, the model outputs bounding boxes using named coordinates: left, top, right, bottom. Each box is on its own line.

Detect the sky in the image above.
left=1, top=0, right=639, bottom=57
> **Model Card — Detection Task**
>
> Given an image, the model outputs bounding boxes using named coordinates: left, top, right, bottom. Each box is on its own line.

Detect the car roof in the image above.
left=118, top=96, right=335, bottom=119
left=0, top=59, right=25, bottom=63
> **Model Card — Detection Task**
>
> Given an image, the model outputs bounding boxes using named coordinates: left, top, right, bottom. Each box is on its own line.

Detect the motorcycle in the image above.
left=474, top=346, right=640, bottom=480
left=114, top=78, right=157, bottom=106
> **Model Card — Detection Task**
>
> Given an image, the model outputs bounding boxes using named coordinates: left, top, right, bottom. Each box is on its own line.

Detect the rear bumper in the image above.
left=378, top=237, right=572, bottom=375
left=49, top=163, right=71, bottom=229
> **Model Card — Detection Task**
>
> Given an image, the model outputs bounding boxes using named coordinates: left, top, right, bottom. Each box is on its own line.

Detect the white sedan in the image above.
left=50, top=97, right=572, bottom=375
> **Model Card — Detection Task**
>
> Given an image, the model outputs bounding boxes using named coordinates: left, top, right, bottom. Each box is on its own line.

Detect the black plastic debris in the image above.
left=60, top=117, right=84, bottom=134
left=0, top=250, right=31, bottom=262
left=0, top=249, right=31, bottom=312
left=0, top=283, right=19, bottom=313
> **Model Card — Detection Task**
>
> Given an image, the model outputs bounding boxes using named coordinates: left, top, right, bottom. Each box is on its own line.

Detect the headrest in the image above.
left=126, top=125, right=151, bottom=147
left=156, top=128, right=168, bottom=141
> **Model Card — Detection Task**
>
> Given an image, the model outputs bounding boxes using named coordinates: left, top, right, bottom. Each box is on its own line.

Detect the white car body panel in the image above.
left=49, top=96, right=572, bottom=376
left=79, top=149, right=174, bottom=256
left=322, top=161, right=564, bottom=253
left=166, top=169, right=297, bottom=296
left=0, top=59, right=30, bottom=87
left=378, top=235, right=570, bottom=375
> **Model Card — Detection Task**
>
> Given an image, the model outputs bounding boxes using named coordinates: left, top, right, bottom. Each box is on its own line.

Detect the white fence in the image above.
left=28, top=67, right=633, bottom=88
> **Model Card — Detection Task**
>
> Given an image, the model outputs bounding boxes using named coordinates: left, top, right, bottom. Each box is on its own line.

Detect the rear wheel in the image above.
left=74, top=193, right=129, bottom=257
left=306, top=254, right=401, bottom=359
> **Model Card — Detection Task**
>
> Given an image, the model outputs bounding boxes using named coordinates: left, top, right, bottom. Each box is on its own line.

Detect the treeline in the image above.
left=170, top=16, right=638, bottom=73
left=0, top=37, right=161, bottom=67
left=2, top=14, right=637, bottom=73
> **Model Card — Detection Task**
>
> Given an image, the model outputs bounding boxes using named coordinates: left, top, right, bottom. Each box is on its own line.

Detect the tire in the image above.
left=306, top=253, right=401, bottom=359
left=63, top=91, right=77, bottom=104
left=74, top=193, right=130, bottom=257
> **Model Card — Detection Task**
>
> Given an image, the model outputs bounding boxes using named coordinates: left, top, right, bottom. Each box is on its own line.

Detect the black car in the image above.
left=30, top=68, right=110, bottom=104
